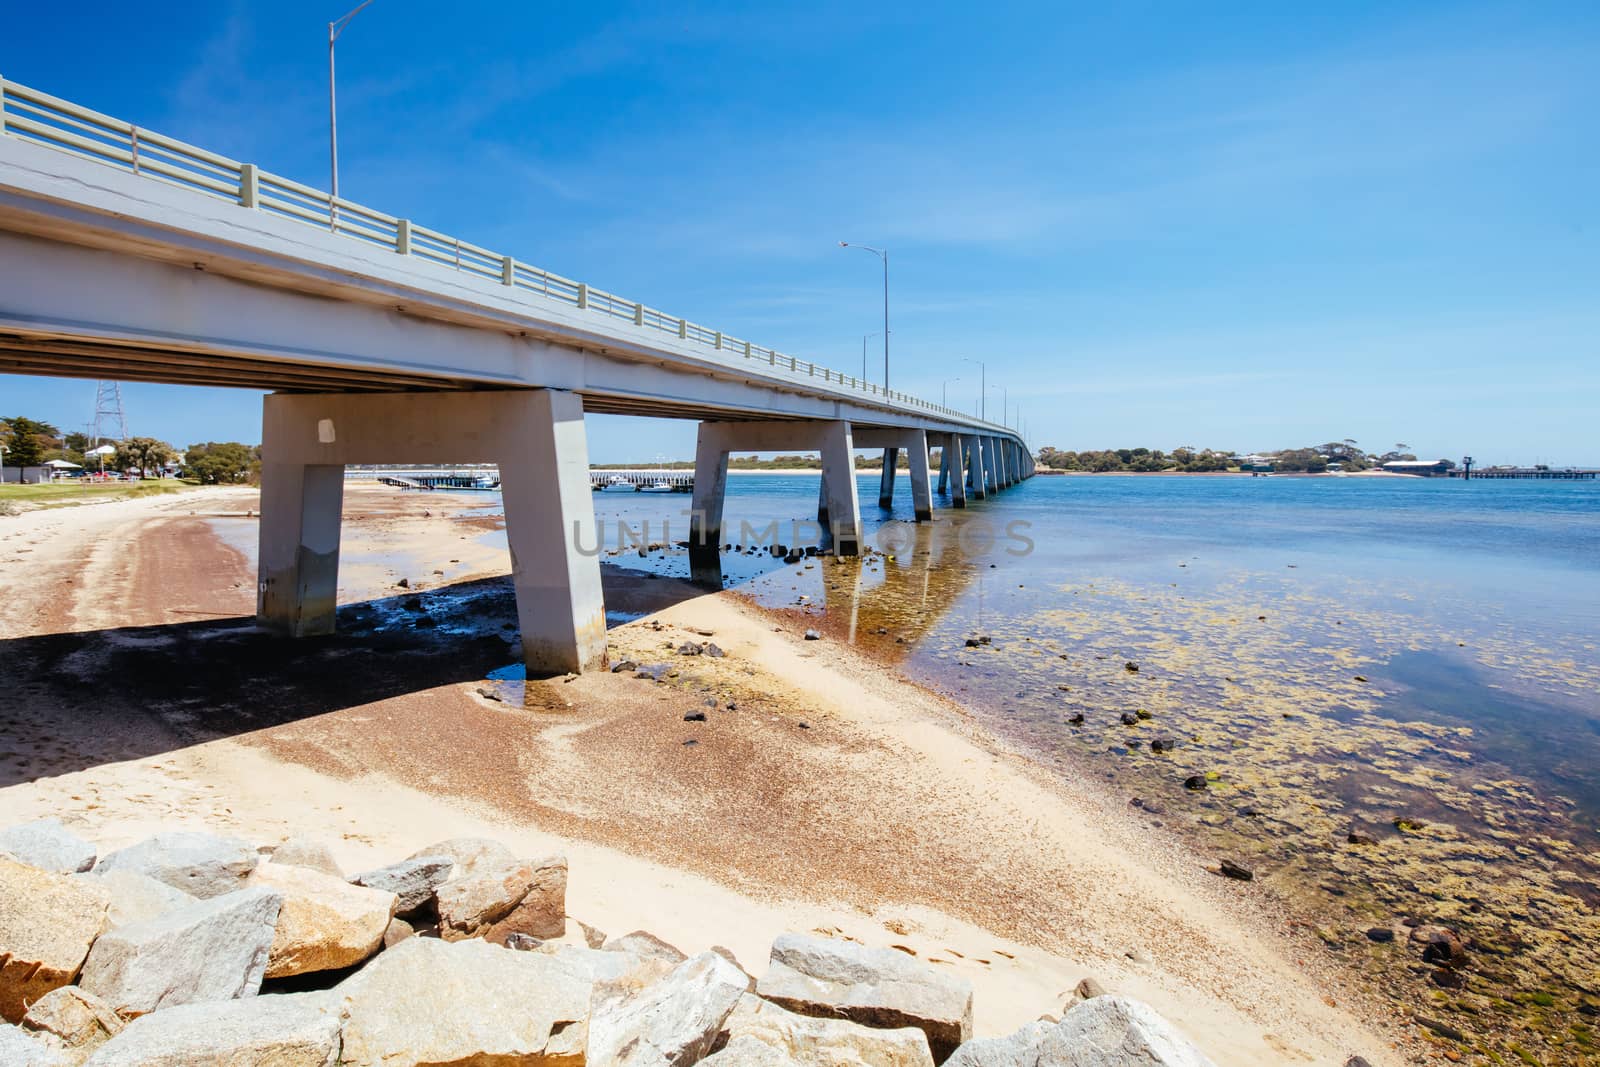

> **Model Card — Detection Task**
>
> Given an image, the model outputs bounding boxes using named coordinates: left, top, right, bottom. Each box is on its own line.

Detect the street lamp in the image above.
left=941, top=377, right=960, bottom=408
left=329, top=1, right=376, bottom=227
left=861, top=332, right=879, bottom=382
left=989, top=383, right=1008, bottom=428
left=839, top=242, right=889, bottom=390
left=961, top=357, right=986, bottom=421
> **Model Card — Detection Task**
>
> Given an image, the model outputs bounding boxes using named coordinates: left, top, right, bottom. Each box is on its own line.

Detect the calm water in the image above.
left=570, top=472, right=1600, bottom=1059
left=430, top=472, right=1599, bottom=1057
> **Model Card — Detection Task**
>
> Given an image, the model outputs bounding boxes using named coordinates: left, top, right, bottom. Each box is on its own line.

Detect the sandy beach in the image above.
left=0, top=485, right=1403, bottom=1065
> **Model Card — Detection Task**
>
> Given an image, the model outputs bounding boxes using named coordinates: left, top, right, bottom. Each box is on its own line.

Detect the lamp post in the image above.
left=961, top=357, right=986, bottom=421
left=989, top=384, right=1008, bottom=428
left=941, top=377, right=960, bottom=408
left=861, top=332, right=879, bottom=383
left=329, top=1, right=375, bottom=227
left=839, top=242, right=888, bottom=390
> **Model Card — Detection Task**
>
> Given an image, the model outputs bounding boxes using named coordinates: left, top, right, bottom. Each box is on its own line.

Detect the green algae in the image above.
left=798, top=544, right=1600, bottom=1065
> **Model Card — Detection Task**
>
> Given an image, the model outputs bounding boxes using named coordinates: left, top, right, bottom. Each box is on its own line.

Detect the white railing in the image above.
left=0, top=77, right=1019, bottom=436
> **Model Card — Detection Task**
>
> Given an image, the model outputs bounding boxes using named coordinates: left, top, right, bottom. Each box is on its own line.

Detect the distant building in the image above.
left=1381, top=459, right=1453, bottom=476
left=1240, top=453, right=1275, bottom=473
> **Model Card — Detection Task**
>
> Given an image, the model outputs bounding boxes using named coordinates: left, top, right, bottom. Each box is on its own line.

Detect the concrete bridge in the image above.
left=0, top=78, right=1033, bottom=675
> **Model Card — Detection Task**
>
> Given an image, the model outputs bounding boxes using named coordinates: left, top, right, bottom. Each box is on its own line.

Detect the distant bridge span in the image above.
left=0, top=78, right=1033, bottom=675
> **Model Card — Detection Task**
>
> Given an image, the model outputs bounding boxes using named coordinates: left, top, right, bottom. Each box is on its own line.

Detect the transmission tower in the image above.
left=89, top=381, right=129, bottom=446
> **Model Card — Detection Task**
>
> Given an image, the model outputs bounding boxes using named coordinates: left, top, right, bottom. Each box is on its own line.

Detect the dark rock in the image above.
left=1346, top=831, right=1378, bottom=846
left=678, top=642, right=704, bottom=656
left=965, top=638, right=982, bottom=648
left=1393, top=817, right=1427, bottom=833
left=1150, top=737, right=1174, bottom=752
left=1119, top=712, right=1139, bottom=726
left=803, top=629, right=821, bottom=641
left=396, top=578, right=409, bottom=589
left=635, top=664, right=671, bottom=682
left=1123, top=662, right=1139, bottom=673
left=1415, top=1016, right=1465, bottom=1041
left=1345, top=1057, right=1373, bottom=1067
left=475, top=687, right=504, bottom=703
left=1218, top=860, right=1253, bottom=881
left=1429, top=967, right=1464, bottom=989
left=684, top=712, right=707, bottom=723
left=682, top=739, right=698, bottom=747
left=1353, top=675, right=1368, bottom=683
left=1365, top=928, right=1395, bottom=943
left=797, top=722, right=811, bottom=730
left=1067, top=713, right=1085, bottom=725
left=704, top=643, right=726, bottom=658
left=1073, top=976, right=1107, bottom=1000
left=610, top=660, right=639, bottom=673
left=1183, top=775, right=1207, bottom=790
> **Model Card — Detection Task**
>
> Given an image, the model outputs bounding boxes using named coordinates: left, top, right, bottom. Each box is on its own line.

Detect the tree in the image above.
left=115, top=437, right=178, bottom=477
left=2, top=416, right=62, bottom=468
left=184, top=441, right=257, bottom=484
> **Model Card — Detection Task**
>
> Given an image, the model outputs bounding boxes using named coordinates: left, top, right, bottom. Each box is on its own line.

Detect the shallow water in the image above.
left=584, top=472, right=1600, bottom=1060
left=260, top=471, right=1598, bottom=1059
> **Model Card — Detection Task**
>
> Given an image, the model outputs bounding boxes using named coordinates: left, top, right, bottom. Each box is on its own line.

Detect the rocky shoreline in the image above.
left=1, top=818, right=1220, bottom=1065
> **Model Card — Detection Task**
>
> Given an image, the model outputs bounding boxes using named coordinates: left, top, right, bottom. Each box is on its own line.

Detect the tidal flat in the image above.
left=709, top=474, right=1600, bottom=1065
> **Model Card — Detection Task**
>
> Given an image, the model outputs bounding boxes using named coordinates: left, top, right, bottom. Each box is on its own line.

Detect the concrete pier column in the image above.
left=949, top=437, right=968, bottom=508
left=987, top=437, right=1001, bottom=493
left=968, top=436, right=988, bottom=500
left=878, top=447, right=899, bottom=509
left=936, top=438, right=951, bottom=496
left=499, top=389, right=607, bottom=675
left=256, top=389, right=606, bottom=676
left=257, top=460, right=345, bottom=637
left=689, top=423, right=732, bottom=587
left=906, top=431, right=933, bottom=521
left=817, top=470, right=831, bottom=524
left=820, top=422, right=862, bottom=556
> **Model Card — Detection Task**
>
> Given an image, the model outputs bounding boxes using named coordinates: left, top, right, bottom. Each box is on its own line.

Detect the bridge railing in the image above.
left=0, top=77, right=1018, bottom=436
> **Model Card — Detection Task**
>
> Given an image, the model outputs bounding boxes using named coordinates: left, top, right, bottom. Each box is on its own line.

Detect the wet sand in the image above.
left=0, top=486, right=1402, bottom=1065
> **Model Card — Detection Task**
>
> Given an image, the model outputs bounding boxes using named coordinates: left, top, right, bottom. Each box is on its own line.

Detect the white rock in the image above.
left=945, top=1021, right=1051, bottom=1066
left=757, top=933, right=973, bottom=1061
left=21, top=986, right=123, bottom=1050
left=1038, top=996, right=1217, bottom=1066
left=79, top=887, right=282, bottom=1017
left=351, top=854, right=452, bottom=914
left=0, top=1022, right=72, bottom=1066
left=702, top=1035, right=801, bottom=1065
left=82, top=992, right=340, bottom=1067
left=407, top=836, right=517, bottom=881
left=93, top=831, right=258, bottom=898
left=269, top=837, right=344, bottom=879
left=88, top=869, right=197, bottom=929
left=248, top=861, right=396, bottom=978
left=720, top=994, right=934, bottom=1067
left=0, top=856, right=110, bottom=1022
left=0, top=819, right=96, bottom=873
left=334, top=935, right=591, bottom=1066
left=587, top=951, right=750, bottom=1066
left=603, top=929, right=688, bottom=963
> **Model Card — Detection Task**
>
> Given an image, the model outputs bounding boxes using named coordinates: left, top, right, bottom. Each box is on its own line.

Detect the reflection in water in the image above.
left=443, top=473, right=1600, bottom=1058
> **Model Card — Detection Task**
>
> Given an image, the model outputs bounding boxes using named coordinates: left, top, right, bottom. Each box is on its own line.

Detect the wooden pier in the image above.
left=1450, top=467, right=1596, bottom=480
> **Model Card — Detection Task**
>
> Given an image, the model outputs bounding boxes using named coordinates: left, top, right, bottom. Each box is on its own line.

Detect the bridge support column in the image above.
left=937, top=438, right=951, bottom=496
left=257, top=389, right=606, bottom=676
left=878, top=448, right=899, bottom=509
left=967, top=436, right=988, bottom=500
left=690, top=420, right=863, bottom=583
left=258, top=462, right=345, bottom=638
left=906, top=435, right=933, bottom=522
left=949, top=438, right=967, bottom=508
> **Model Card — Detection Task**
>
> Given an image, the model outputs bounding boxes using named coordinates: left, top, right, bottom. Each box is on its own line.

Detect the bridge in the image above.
left=0, top=78, right=1033, bottom=675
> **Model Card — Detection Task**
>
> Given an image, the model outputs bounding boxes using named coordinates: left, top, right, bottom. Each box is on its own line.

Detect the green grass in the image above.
left=0, top=479, right=197, bottom=512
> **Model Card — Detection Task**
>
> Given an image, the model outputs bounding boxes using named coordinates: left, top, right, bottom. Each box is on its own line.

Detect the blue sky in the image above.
left=3, top=1, right=1596, bottom=464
